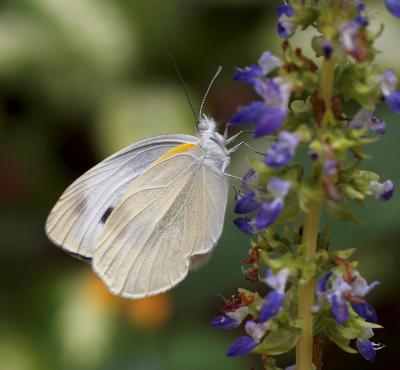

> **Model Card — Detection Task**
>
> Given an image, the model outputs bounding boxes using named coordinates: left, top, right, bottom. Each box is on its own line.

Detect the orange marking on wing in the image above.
left=157, top=143, right=197, bottom=161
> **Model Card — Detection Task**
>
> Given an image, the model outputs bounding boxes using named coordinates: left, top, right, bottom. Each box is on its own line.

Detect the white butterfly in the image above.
left=46, top=107, right=249, bottom=298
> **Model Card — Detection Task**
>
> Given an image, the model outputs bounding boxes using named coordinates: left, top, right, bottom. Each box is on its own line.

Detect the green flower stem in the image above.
left=321, top=58, right=334, bottom=112
left=296, top=200, right=321, bottom=370
left=296, top=57, right=335, bottom=370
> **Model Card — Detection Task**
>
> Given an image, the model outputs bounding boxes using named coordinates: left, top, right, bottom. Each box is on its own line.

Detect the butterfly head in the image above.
left=197, top=114, right=217, bottom=133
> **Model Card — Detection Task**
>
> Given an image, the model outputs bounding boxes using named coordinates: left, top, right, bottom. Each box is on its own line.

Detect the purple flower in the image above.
left=324, top=160, right=338, bottom=176
left=242, top=169, right=258, bottom=183
left=380, top=70, right=398, bottom=96
left=259, top=291, right=285, bottom=323
left=351, top=302, right=378, bottom=323
left=226, top=336, right=259, bottom=357
left=245, top=320, right=268, bottom=342
left=255, top=78, right=291, bottom=109
left=234, top=65, right=263, bottom=84
left=265, top=131, right=299, bottom=168
left=385, top=0, right=400, bottom=19
left=355, top=2, right=369, bottom=26
left=255, top=199, right=283, bottom=230
left=380, top=70, right=400, bottom=113
left=230, top=103, right=286, bottom=138
left=259, top=268, right=289, bottom=323
left=317, top=272, right=333, bottom=292
left=312, top=272, right=334, bottom=313
left=349, top=109, right=386, bottom=135
left=255, top=178, right=290, bottom=230
left=211, top=315, right=240, bottom=329
left=368, top=116, right=386, bottom=135
left=234, top=192, right=260, bottom=214
left=340, top=20, right=361, bottom=54
left=314, top=271, right=380, bottom=324
left=211, top=306, right=249, bottom=329
left=230, top=55, right=292, bottom=138
left=276, top=5, right=296, bottom=39
left=253, top=178, right=291, bottom=230
left=370, top=180, right=395, bottom=201
left=357, top=2, right=366, bottom=12
left=267, top=178, right=291, bottom=199
left=331, top=294, right=350, bottom=324
left=258, top=51, right=281, bottom=76
left=325, top=273, right=351, bottom=323
left=226, top=320, right=268, bottom=357
left=264, top=268, right=290, bottom=292
left=385, top=91, right=400, bottom=113
left=350, top=272, right=380, bottom=297
left=356, top=338, right=376, bottom=362
left=233, top=178, right=291, bottom=233
left=234, top=51, right=280, bottom=84
left=276, top=5, right=294, bottom=18
left=233, top=217, right=255, bottom=235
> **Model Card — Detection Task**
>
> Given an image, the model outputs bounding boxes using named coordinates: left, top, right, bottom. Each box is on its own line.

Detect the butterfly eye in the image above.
left=198, top=120, right=209, bottom=131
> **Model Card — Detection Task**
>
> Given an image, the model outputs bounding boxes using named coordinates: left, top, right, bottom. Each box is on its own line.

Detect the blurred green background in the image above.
left=0, top=0, right=399, bottom=369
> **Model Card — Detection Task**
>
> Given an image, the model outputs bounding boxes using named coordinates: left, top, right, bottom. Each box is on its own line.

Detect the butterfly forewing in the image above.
left=45, top=135, right=198, bottom=259
left=93, top=148, right=228, bottom=298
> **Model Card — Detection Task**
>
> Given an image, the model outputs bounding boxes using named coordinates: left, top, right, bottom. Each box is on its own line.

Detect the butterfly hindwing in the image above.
left=93, top=148, right=228, bottom=298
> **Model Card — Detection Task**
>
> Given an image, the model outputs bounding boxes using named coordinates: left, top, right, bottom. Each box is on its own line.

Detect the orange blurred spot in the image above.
left=126, top=293, right=173, bottom=329
left=82, top=270, right=123, bottom=311
left=81, top=270, right=173, bottom=327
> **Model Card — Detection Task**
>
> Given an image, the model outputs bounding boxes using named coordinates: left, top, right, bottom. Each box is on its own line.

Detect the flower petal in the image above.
left=370, top=180, right=395, bottom=201
left=259, top=291, right=285, bottom=323
left=245, top=320, right=268, bottom=342
left=210, top=314, right=240, bottom=329
left=255, top=199, right=283, bottom=230
left=277, top=19, right=296, bottom=39
left=233, top=218, right=255, bottom=235
left=380, top=69, right=398, bottom=96
left=234, top=65, right=263, bottom=84
left=275, top=5, right=294, bottom=17
left=317, top=271, right=333, bottom=293
left=385, top=91, right=400, bottom=113
left=234, top=192, right=260, bottom=214
left=331, top=294, right=349, bottom=324
left=226, top=336, right=259, bottom=357
left=356, top=338, right=376, bottom=362
left=264, top=131, right=299, bottom=167
left=351, top=302, right=378, bottom=323
left=264, top=268, right=290, bottom=293
left=267, top=178, right=291, bottom=199
left=385, top=0, right=400, bottom=19
left=230, top=101, right=269, bottom=126
left=258, top=51, right=281, bottom=76
left=324, top=160, right=338, bottom=176
left=253, top=108, right=286, bottom=137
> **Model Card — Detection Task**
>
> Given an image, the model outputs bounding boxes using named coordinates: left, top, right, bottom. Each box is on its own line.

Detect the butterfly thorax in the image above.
left=196, top=116, right=230, bottom=172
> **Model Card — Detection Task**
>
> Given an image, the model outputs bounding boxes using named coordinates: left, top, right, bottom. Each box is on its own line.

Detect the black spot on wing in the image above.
left=100, top=206, right=114, bottom=224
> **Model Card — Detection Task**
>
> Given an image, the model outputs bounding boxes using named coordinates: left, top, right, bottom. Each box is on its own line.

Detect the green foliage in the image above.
left=254, top=328, right=300, bottom=356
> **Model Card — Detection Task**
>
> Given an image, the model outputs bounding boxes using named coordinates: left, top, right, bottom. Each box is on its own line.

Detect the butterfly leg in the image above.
left=228, top=141, right=265, bottom=156
left=224, top=129, right=253, bottom=145
left=223, top=123, right=230, bottom=141
left=221, top=158, right=266, bottom=193
left=221, top=158, right=251, bottom=185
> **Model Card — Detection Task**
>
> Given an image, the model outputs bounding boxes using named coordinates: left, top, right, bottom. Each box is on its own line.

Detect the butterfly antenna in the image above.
left=199, top=66, right=222, bottom=118
left=168, top=54, right=199, bottom=121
